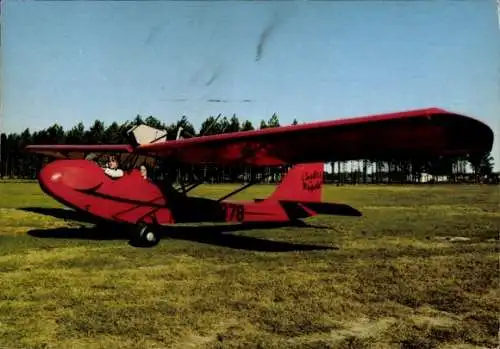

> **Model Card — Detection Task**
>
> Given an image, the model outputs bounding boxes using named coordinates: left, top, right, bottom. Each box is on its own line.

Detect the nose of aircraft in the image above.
left=39, top=160, right=105, bottom=191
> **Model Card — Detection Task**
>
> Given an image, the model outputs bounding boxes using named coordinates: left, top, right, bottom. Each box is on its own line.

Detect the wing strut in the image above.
left=216, top=172, right=275, bottom=202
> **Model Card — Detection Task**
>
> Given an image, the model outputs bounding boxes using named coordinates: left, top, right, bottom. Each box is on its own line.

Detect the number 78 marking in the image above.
left=222, top=203, right=245, bottom=222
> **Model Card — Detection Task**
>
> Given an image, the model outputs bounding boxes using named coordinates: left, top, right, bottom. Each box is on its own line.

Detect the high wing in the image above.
left=24, top=124, right=162, bottom=159
left=24, top=144, right=134, bottom=159
left=135, top=108, right=493, bottom=166
left=25, top=108, right=493, bottom=166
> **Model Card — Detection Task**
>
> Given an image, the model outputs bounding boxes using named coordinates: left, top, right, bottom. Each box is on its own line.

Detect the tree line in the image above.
left=0, top=113, right=496, bottom=184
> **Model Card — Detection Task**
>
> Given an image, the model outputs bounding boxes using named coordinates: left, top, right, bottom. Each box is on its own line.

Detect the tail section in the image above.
left=267, top=162, right=362, bottom=220
left=270, top=163, right=324, bottom=202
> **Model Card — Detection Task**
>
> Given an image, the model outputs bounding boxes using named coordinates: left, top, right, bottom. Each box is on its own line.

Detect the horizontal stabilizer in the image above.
left=299, top=202, right=362, bottom=216
left=279, top=200, right=362, bottom=218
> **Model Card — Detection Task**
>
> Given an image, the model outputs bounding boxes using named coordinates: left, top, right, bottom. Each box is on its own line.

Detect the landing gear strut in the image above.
left=129, top=223, right=160, bottom=247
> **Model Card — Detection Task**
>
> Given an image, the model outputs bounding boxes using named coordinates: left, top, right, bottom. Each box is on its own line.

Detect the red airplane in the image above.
left=25, top=108, right=493, bottom=247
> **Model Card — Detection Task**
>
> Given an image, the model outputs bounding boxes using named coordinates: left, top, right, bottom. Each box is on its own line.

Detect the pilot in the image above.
left=103, top=155, right=124, bottom=178
left=140, top=165, right=148, bottom=180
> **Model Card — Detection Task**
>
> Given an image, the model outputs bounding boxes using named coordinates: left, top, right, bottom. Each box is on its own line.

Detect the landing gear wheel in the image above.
left=130, top=224, right=160, bottom=247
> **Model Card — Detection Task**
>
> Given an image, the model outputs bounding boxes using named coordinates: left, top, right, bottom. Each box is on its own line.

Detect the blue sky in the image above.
left=2, top=1, right=499, bottom=168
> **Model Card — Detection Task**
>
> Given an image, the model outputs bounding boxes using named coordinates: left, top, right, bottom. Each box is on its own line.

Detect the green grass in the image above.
left=0, top=183, right=498, bottom=348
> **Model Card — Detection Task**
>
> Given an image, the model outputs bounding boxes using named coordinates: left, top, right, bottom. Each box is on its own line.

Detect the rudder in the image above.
left=270, top=163, right=324, bottom=202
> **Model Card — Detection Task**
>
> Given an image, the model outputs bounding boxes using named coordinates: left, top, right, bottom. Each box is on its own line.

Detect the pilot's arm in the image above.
left=104, top=168, right=124, bottom=178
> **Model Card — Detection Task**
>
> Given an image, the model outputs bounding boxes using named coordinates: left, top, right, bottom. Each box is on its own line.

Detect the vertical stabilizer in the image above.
left=270, top=163, right=324, bottom=202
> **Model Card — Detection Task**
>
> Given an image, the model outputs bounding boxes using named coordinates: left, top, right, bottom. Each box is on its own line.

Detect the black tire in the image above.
left=129, top=224, right=160, bottom=247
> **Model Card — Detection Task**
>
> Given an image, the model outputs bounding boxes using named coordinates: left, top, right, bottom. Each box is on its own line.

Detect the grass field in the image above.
left=0, top=182, right=498, bottom=349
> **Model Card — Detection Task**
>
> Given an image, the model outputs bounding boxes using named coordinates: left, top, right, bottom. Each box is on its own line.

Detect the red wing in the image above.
left=136, top=108, right=493, bottom=166
left=24, top=145, right=134, bottom=159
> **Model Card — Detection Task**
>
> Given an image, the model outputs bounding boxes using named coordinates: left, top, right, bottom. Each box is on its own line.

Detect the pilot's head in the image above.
left=108, top=156, right=118, bottom=169
left=140, top=165, right=147, bottom=178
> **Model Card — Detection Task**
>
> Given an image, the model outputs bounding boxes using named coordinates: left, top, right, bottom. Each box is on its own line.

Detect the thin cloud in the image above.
left=255, top=11, right=285, bottom=62
left=145, top=24, right=163, bottom=45
left=207, top=99, right=228, bottom=103
left=205, top=64, right=224, bottom=86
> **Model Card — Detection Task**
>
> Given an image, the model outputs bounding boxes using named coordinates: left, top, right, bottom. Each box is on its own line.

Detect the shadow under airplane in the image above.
left=22, top=207, right=336, bottom=252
